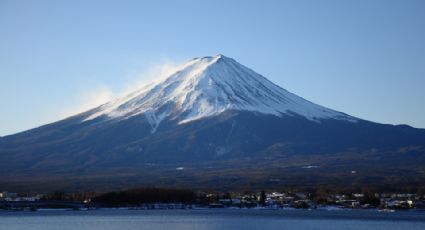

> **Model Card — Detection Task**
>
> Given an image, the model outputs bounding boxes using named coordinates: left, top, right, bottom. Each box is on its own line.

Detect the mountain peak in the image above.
left=84, top=55, right=356, bottom=132
left=213, top=53, right=229, bottom=61
left=189, top=54, right=234, bottom=70
left=194, top=53, right=226, bottom=60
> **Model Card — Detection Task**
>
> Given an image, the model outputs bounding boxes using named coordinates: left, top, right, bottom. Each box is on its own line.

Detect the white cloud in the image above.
left=119, top=59, right=181, bottom=97
left=57, top=85, right=114, bottom=119
left=57, top=59, right=182, bottom=120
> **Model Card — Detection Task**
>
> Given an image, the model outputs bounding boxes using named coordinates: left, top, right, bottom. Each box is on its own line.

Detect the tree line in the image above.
left=91, top=188, right=196, bottom=206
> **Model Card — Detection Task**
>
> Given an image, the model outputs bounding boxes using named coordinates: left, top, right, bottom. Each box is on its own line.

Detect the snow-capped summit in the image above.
left=2, top=55, right=425, bottom=192
left=85, top=54, right=356, bottom=132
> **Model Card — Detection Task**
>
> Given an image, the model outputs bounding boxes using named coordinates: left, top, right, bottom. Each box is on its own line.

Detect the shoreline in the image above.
left=1, top=204, right=424, bottom=213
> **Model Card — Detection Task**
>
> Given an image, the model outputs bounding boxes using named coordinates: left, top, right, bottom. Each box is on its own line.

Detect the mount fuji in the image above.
left=84, top=55, right=356, bottom=130
left=1, top=55, right=425, bottom=192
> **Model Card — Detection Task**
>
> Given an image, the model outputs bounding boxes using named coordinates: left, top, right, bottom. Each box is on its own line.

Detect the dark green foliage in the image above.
left=92, top=188, right=196, bottom=205
left=41, top=191, right=96, bottom=202
left=360, top=193, right=380, bottom=206
left=42, top=191, right=66, bottom=201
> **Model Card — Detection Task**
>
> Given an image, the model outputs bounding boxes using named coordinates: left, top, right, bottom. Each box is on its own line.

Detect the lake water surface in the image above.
left=1, top=209, right=425, bottom=230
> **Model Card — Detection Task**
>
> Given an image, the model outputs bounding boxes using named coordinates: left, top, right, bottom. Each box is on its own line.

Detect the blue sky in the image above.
left=1, top=0, right=424, bottom=136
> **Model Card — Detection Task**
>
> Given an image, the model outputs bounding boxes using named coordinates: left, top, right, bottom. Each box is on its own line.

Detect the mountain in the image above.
left=1, top=55, right=425, bottom=192
left=84, top=55, right=356, bottom=130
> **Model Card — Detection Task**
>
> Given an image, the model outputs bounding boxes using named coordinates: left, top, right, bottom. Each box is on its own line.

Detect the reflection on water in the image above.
left=1, top=209, right=425, bottom=230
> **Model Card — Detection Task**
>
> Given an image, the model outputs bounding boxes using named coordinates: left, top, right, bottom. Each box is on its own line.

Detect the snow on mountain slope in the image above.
left=84, top=55, right=357, bottom=132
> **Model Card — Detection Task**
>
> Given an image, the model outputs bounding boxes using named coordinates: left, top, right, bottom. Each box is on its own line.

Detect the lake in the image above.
left=1, top=209, right=425, bottom=230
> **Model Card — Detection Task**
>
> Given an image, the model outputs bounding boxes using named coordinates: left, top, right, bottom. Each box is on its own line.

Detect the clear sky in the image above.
left=1, top=0, right=424, bottom=136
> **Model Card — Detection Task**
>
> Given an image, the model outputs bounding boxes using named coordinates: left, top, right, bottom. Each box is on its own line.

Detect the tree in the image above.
left=259, top=190, right=266, bottom=206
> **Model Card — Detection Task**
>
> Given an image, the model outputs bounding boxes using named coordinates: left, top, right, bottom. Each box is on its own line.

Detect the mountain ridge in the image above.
left=81, top=54, right=356, bottom=133
left=0, top=55, right=424, bottom=192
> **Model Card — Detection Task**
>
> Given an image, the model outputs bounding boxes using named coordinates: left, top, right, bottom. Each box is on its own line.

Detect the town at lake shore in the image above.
left=2, top=188, right=425, bottom=212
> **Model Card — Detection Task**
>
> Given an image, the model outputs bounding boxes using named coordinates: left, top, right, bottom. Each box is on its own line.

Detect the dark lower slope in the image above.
left=0, top=111, right=425, bottom=192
